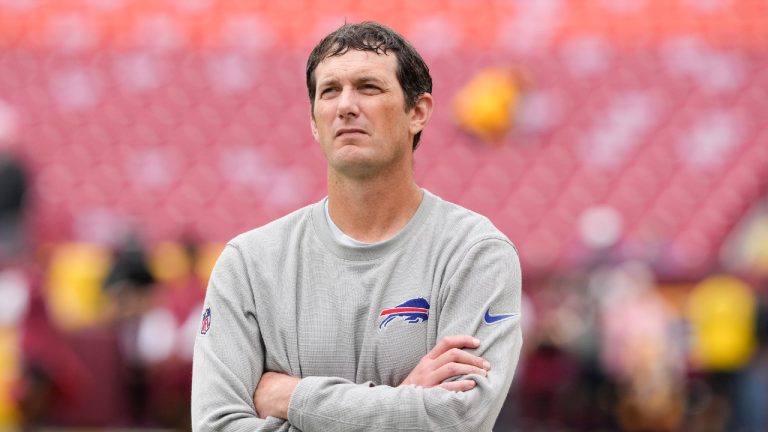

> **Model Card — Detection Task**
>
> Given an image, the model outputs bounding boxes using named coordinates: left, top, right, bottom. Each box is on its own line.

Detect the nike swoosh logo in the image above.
left=484, top=308, right=518, bottom=325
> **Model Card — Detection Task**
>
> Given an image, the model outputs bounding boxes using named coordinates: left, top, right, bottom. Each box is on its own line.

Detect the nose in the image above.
left=336, top=87, right=360, bottom=119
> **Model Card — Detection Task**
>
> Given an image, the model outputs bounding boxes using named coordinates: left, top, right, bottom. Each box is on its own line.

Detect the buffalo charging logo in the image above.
left=379, top=297, right=430, bottom=329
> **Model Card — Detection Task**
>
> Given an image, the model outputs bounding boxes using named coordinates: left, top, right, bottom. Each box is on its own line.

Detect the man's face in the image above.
left=310, top=50, right=426, bottom=179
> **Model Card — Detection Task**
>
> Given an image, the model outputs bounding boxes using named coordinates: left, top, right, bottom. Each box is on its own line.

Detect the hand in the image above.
left=253, top=372, right=300, bottom=420
left=400, top=335, right=490, bottom=392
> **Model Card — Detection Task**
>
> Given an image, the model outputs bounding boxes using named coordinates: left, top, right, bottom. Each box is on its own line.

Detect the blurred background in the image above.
left=0, top=0, right=766, bottom=430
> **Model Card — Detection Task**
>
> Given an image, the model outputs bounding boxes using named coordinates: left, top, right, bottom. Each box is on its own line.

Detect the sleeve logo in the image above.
left=379, top=297, right=430, bottom=329
left=483, top=307, right=518, bottom=325
left=200, top=307, right=212, bottom=334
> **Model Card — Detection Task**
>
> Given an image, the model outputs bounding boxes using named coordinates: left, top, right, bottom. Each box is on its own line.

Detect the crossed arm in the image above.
left=254, top=335, right=490, bottom=419
left=192, top=239, right=522, bottom=431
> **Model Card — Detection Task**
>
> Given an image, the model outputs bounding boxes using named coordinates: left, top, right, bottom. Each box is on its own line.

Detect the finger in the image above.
left=426, top=335, right=480, bottom=360
left=432, top=347, right=490, bottom=371
left=439, top=380, right=476, bottom=392
left=432, top=362, right=488, bottom=384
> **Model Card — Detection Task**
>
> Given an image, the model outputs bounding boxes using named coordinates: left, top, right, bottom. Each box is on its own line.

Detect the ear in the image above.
left=310, top=106, right=319, bottom=142
left=409, top=93, right=433, bottom=136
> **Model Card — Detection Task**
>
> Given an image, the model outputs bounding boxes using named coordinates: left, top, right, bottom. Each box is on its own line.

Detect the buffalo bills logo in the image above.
left=200, top=307, right=211, bottom=335
left=379, top=298, right=430, bottom=329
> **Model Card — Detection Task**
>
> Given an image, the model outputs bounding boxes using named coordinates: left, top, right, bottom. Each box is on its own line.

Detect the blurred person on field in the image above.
left=730, top=285, right=768, bottom=431
left=686, top=274, right=757, bottom=431
left=595, top=262, right=686, bottom=431
left=0, top=101, right=29, bottom=263
left=192, top=21, right=522, bottom=432
left=517, top=305, right=580, bottom=429
left=103, top=232, right=156, bottom=318
left=103, top=233, right=156, bottom=426
left=142, top=238, right=208, bottom=430
left=15, top=272, right=90, bottom=430
left=517, top=274, right=619, bottom=430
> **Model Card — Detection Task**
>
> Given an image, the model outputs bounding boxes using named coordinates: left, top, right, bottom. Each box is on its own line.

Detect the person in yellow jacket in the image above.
left=452, top=67, right=530, bottom=143
left=686, top=275, right=756, bottom=371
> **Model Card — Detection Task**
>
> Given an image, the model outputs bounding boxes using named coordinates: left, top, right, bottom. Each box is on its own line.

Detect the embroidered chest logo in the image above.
left=379, top=297, right=430, bottom=329
left=200, top=307, right=212, bottom=335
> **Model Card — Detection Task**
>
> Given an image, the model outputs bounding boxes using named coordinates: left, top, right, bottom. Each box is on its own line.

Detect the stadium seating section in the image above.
left=0, top=0, right=766, bottom=278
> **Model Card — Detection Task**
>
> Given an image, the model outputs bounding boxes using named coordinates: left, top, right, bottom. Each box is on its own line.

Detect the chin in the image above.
left=331, top=146, right=374, bottom=165
left=330, top=156, right=386, bottom=179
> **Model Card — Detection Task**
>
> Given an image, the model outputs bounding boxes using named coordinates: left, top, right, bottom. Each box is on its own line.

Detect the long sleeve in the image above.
left=286, top=238, right=523, bottom=432
left=191, top=244, right=296, bottom=432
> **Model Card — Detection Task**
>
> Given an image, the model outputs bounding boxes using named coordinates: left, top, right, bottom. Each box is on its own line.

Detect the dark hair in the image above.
left=306, top=21, right=432, bottom=150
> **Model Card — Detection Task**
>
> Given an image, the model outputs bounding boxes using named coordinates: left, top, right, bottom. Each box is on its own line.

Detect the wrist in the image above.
left=254, top=372, right=300, bottom=420
left=277, top=376, right=300, bottom=419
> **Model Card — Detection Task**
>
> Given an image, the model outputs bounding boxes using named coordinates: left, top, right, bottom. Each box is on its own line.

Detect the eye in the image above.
left=319, top=87, right=339, bottom=99
left=360, top=83, right=382, bottom=94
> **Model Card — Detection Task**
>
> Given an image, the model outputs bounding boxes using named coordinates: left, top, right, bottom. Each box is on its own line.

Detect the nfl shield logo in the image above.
left=200, top=307, right=211, bottom=335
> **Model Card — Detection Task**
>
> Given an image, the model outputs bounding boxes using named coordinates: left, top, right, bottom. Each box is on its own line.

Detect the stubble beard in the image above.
left=328, top=144, right=408, bottom=182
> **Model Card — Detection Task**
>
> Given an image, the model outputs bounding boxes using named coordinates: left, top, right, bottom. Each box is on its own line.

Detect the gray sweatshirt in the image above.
left=191, top=190, right=523, bottom=431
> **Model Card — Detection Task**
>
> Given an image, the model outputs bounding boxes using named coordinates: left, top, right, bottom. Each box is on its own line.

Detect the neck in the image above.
left=326, top=165, right=422, bottom=244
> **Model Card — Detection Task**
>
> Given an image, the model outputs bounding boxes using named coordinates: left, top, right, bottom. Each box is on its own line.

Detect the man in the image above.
left=192, top=22, right=522, bottom=431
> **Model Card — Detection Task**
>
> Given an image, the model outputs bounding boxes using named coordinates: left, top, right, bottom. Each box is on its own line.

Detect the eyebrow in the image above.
left=317, top=75, right=387, bottom=88
left=356, top=76, right=386, bottom=85
left=317, top=78, right=340, bottom=88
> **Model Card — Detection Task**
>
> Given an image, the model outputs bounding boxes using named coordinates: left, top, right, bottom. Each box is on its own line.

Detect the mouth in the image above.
left=335, top=128, right=367, bottom=138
